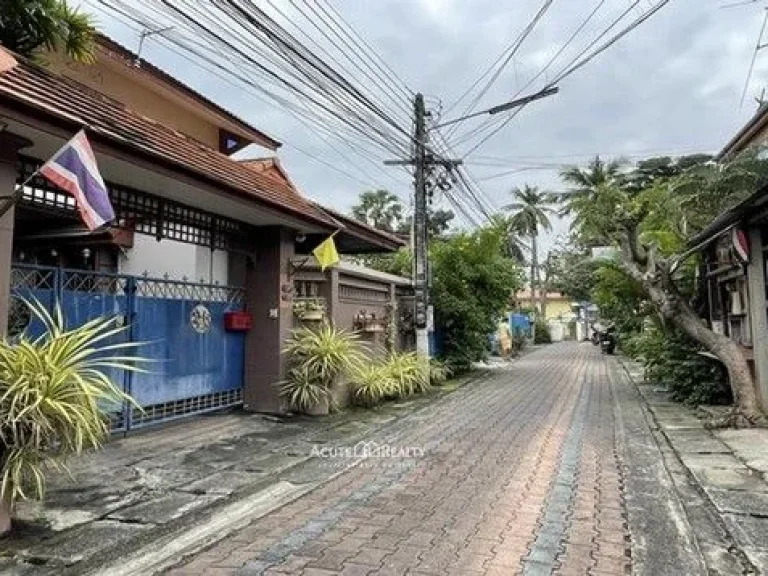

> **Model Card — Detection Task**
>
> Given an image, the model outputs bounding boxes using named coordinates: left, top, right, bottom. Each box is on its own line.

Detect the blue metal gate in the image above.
left=9, top=264, right=246, bottom=432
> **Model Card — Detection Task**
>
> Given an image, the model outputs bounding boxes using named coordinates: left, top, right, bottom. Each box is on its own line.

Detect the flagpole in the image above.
left=0, top=170, right=40, bottom=219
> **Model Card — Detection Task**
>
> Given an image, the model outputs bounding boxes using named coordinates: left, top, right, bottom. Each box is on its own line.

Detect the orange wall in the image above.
left=47, top=49, right=219, bottom=147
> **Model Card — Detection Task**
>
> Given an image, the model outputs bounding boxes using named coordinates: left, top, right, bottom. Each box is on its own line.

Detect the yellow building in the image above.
left=514, top=290, right=578, bottom=341
left=514, top=290, right=574, bottom=321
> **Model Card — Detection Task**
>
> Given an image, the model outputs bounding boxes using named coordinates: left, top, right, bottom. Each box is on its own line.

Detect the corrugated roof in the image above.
left=0, top=55, right=337, bottom=228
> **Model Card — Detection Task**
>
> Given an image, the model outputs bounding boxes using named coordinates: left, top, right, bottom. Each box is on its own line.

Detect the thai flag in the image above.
left=39, top=130, right=115, bottom=231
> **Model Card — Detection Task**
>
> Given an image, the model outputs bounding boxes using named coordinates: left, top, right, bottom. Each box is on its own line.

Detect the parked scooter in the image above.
left=600, top=324, right=617, bottom=355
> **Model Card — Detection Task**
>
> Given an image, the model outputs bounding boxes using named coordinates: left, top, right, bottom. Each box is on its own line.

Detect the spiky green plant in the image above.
left=278, top=365, right=330, bottom=413
left=383, top=352, right=430, bottom=398
left=349, top=364, right=395, bottom=408
left=280, top=323, right=365, bottom=412
left=0, top=299, right=144, bottom=506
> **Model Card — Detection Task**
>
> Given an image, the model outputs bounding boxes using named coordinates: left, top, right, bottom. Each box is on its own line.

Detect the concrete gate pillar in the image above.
left=243, top=226, right=295, bottom=413
left=0, top=132, right=31, bottom=337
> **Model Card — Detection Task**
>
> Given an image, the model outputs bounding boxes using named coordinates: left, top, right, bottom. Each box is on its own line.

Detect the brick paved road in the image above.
left=166, top=343, right=633, bottom=576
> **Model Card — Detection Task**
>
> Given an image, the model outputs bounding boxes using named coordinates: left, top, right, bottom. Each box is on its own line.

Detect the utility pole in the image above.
left=385, top=87, right=558, bottom=358
left=385, top=93, right=461, bottom=358
left=412, top=94, right=429, bottom=358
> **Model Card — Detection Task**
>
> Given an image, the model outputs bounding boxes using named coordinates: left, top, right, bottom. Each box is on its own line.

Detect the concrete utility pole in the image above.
left=412, top=94, right=429, bottom=358
left=386, top=87, right=558, bottom=358
left=385, top=93, right=461, bottom=358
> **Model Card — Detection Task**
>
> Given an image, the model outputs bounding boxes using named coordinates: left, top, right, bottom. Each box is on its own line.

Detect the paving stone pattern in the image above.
left=166, top=344, right=631, bottom=576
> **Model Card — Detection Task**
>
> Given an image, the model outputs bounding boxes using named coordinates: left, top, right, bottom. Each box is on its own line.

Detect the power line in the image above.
left=91, top=0, right=411, bottom=193
left=456, top=0, right=671, bottom=158
left=443, top=0, right=555, bottom=141
left=740, top=8, right=768, bottom=108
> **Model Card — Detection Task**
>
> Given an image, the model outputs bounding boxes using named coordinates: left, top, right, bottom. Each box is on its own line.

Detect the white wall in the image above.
left=119, top=233, right=229, bottom=284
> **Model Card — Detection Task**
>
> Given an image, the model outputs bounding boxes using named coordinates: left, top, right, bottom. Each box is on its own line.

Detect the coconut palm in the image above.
left=489, top=214, right=528, bottom=263
left=557, top=156, right=623, bottom=216
left=504, top=185, right=556, bottom=319
left=0, top=0, right=95, bottom=62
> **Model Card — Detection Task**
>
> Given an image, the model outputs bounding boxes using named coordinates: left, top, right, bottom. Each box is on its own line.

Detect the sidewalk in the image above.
left=619, top=357, right=768, bottom=574
left=0, top=369, right=490, bottom=576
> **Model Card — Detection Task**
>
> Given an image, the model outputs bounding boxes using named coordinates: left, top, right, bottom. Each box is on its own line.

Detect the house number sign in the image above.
left=190, top=304, right=212, bottom=334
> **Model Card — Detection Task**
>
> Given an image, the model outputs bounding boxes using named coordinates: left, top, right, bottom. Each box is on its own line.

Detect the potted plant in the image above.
left=279, top=323, right=364, bottom=415
left=0, top=300, right=143, bottom=536
left=293, top=298, right=326, bottom=322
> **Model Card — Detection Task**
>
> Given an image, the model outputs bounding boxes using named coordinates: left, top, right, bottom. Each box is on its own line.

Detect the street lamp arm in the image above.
left=430, top=86, right=559, bottom=131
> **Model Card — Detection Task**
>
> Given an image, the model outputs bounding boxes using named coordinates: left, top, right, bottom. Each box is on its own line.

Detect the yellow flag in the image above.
left=312, top=233, right=340, bottom=271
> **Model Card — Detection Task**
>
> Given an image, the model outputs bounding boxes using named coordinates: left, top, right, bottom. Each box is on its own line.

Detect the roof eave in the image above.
left=716, top=106, right=768, bottom=161
left=0, top=95, right=335, bottom=230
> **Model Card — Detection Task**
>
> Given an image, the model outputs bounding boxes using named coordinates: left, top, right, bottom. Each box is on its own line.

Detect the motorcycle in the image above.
left=600, top=325, right=617, bottom=355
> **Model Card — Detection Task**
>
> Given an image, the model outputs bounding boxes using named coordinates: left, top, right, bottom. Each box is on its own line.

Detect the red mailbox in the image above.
left=224, top=311, right=253, bottom=332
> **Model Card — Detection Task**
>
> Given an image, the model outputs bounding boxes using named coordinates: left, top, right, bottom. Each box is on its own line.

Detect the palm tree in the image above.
left=558, top=156, right=623, bottom=216
left=350, top=189, right=404, bottom=232
left=489, top=214, right=528, bottom=263
left=505, top=185, right=556, bottom=320
left=0, top=0, right=95, bottom=63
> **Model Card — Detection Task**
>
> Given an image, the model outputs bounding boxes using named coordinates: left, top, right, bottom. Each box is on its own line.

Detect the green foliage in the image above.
left=349, top=364, right=393, bottom=408
left=533, top=320, right=552, bottom=344
left=0, top=299, right=143, bottom=505
left=0, top=0, right=95, bottom=62
left=350, top=190, right=454, bottom=238
left=279, top=365, right=330, bottom=413
left=431, top=226, right=523, bottom=371
left=505, top=184, right=556, bottom=236
left=557, top=152, right=768, bottom=409
left=591, top=263, right=648, bottom=337
left=280, top=323, right=365, bottom=412
left=428, top=359, right=452, bottom=386
left=350, top=189, right=404, bottom=232
left=546, top=243, right=602, bottom=302
left=383, top=351, right=429, bottom=397
left=349, top=352, right=435, bottom=407
left=628, top=324, right=731, bottom=406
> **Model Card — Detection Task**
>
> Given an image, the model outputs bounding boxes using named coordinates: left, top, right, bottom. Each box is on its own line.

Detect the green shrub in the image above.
left=384, top=352, right=430, bottom=397
left=280, top=323, right=365, bottom=412
left=349, top=364, right=395, bottom=407
left=631, top=324, right=731, bottom=405
left=0, top=300, right=144, bottom=507
left=533, top=320, right=552, bottom=344
left=428, top=359, right=452, bottom=386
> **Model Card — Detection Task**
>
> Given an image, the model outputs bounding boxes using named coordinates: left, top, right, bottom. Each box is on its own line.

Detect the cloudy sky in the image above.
left=84, top=0, right=768, bottom=251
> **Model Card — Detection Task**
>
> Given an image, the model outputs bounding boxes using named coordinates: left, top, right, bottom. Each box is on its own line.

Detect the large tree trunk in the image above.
left=620, top=246, right=763, bottom=422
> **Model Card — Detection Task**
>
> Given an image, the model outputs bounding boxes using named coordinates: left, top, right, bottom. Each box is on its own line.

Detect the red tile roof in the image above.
left=0, top=55, right=337, bottom=228
left=238, top=158, right=405, bottom=251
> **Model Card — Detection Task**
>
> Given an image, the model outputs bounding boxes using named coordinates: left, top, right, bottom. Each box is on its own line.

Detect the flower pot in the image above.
left=305, top=396, right=329, bottom=416
left=301, top=310, right=325, bottom=322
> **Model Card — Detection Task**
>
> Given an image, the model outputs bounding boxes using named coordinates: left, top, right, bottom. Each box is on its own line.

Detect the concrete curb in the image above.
left=614, top=356, right=758, bottom=575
